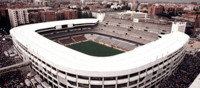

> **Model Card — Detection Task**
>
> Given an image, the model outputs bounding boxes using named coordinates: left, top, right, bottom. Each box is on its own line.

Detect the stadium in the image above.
left=10, top=18, right=189, bottom=88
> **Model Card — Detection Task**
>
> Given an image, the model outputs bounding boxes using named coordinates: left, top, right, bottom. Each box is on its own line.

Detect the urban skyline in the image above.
left=54, top=0, right=200, bottom=3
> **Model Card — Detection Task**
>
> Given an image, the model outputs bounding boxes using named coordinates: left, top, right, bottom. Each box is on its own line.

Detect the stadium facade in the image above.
left=10, top=19, right=189, bottom=88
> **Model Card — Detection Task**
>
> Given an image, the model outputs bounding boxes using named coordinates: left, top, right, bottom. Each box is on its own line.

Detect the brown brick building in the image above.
left=40, top=10, right=56, bottom=22
left=165, top=7, right=183, bottom=14
left=29, top=12, right=40, bottom=23
left=56, top=11, right=65, bottom=20
left=28, top=9, right=78, bottom=23
left=63, top=10, right=78, bottom=19
left=0, top=6, right=7, bottom=17
left=148, top=5, right=164, bottom=15
left=83, top=4, right=105, bottom=11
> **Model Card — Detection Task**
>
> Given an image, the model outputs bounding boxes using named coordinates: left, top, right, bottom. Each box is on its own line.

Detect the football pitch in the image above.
left=67, top=41, right=123, bottom=56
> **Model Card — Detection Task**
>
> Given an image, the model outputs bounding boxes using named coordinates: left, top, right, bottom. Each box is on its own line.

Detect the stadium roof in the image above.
left=10, top=18, right=189, bottom=77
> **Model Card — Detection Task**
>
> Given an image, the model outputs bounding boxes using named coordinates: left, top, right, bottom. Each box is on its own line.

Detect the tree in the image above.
left=83, top=7, right=90, bottom=10
left=105, top=5, right=111, bottom=8
left=82, top=12, right=89, bottom=18
left=157, top=13, right=172, bottom=19
left=121, top=5, right=131, bottom=10
left=77, top=8, right=82, bottom=18
left=88, top=12, right=93, bottom=18
left=82, top=11, right=93, bottom=18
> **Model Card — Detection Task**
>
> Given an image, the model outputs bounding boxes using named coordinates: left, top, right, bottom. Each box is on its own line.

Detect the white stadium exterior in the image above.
left=10, top=19, right=189, bottom=88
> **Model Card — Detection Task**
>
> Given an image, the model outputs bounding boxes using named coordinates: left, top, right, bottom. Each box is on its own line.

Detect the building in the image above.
left=29, top=12, right=40, bottom=23
left=165, top=7, right=183, bottom=14
left=119, top=0, right=123, bottom=5
left=39, top=10, right=55, bottom=22
left=109, top=11, right=147, bottom=21
left=56, top=11, right=65, bottom=21
left=132, top=0, right=140, bottom=11
left=10, top=18, right=189, bottom=88
left=33, top=0, right=49, bottom=6
left=0, top=6, right=7, bottom=17
left=83, top=4, right=105, bottom=11
left=28, top=9, right=78, bottom=23
left=148, top=5, right=164, bottom=15
left=81, top=0, right=85, bottom=5
left=92, top=12, right=105, bottom=22
left=193, top=15, right=200, bottom=36
left=8, top=9, right=29, bottom=27
left=171, top=22, right=187, bottom=33
left=39, top=10, right=78, bottom=22
left=63, top=9, right=78, bottom=19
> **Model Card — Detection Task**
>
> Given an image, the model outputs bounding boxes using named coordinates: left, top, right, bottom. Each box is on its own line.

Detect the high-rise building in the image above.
left=193, top=15, right=200, bottom=36
left=165, top=7, right=183, bottom=14
left=63, top=9, right=78, bottom=19
left=37, top=9, right=78, bottom=22
left=39, top=10, right=56, bottom=22
left=29, top=12, right=40, bottom=23
left=56, top=11, right=64, bottom=20
left=148, top=5, right=164, bottom=15
left=8, top=9, right=29, bottom=27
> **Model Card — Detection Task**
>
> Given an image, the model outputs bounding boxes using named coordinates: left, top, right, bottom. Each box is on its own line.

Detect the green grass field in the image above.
left=67, top=41, right=123, bottom=57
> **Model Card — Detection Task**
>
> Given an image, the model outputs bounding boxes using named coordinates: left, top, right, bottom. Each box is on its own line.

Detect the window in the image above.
left=153, top=71, right=157, bottom=75
left=67, top=73, right=76, bottom=77
left=129, top=80, right=137, bottom=85
left=146, top=79, right=150, bottom=83
left=91, top=77, right=102, bottom=80
left=130, top=72, right=138, bottom=77
left=117, top=83, right=127, bottom=87
left=147, top=67, right=152, bottom=71
left=78, top=83, right=89, bottom=87
left=62, top=25, right=68, bottom=28
left=118, top=75, right=128, bottom=79
left=104, top=77, right=115, bottom=80
left=153, top=64, right=158, bottom=68
left=159, top=62, right=163, bottom=65
left=78, top=75, right=88, bottom=80
left=104, top=85, right=115, bottom=88
left=68, top=80, right=76, bottom=86
left=52, top=67, right=56, bottom=70
left=139, top=77, right=145, bottom=82
left=59, top=70, right=65, bottom=74
left=140, top=70, right=145, bottom=74
left=60, top=83, right=66, bottom=87
left=161, top=32, right=165, bottom=35
left=139, top=83, right=144, bottom=87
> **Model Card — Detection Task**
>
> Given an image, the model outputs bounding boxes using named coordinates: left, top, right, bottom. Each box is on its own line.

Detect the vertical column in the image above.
left=137, top=72, right=140, bottom=88
left=102, top=77, right=104, bottom=88
left=115, top=77, right=118, bottom=88
left=89, top=77, right=91, bottom=88
left=56, top=69, right=59, bottom=88
left=127, top=75, right=130, bottom=87
left=66, top=73, right=69, bottom=88
left=76, top=75, right=78, bottom=87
